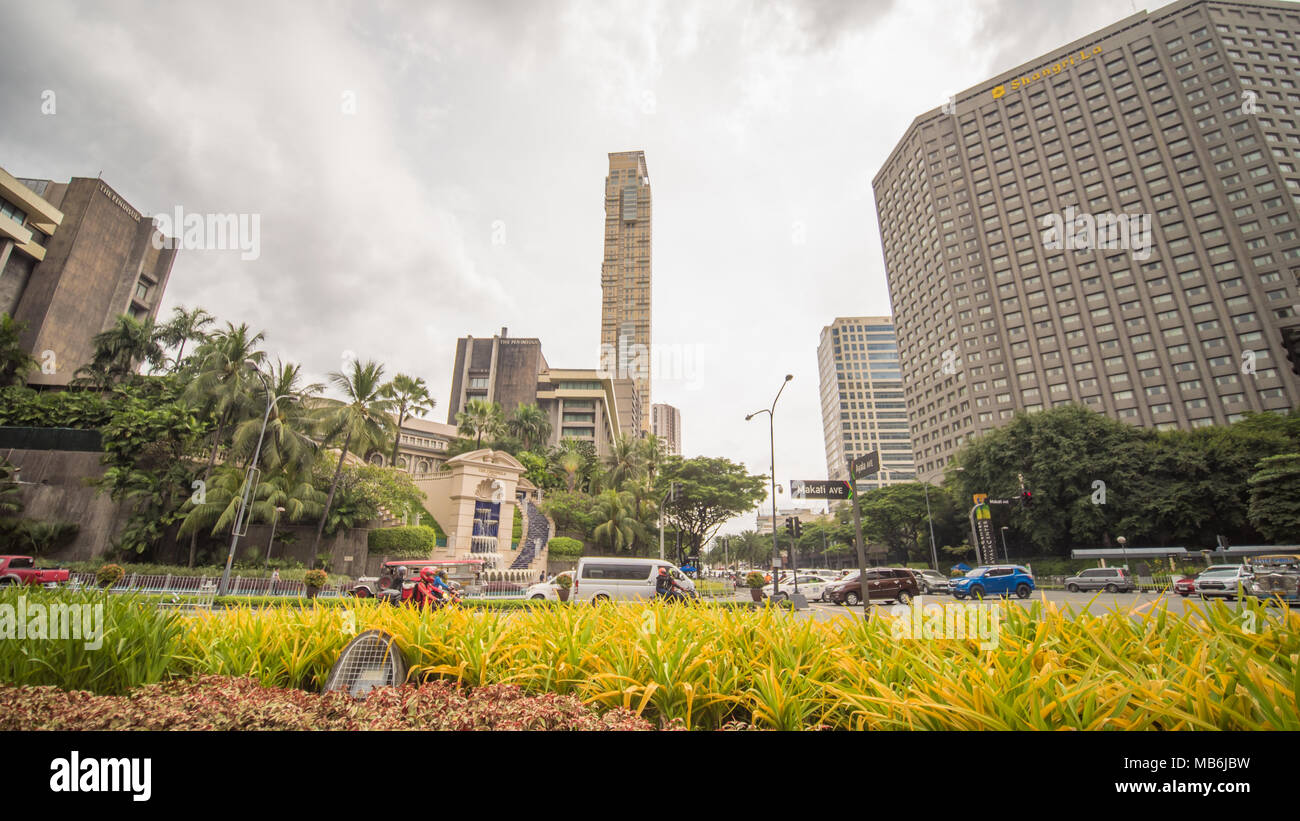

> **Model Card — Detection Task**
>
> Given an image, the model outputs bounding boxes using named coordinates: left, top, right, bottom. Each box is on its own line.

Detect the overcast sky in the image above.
left=1, top=0, right=1150, bottom=535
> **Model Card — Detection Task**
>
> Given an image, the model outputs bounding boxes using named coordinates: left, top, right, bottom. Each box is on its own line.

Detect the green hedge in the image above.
left=547, top=536, right=583, bottom=557
left=368, top=526, right=438, bottom=557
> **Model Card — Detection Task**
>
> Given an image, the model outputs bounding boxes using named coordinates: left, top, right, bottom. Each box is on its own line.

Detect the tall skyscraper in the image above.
left=816, top=317, right=916, bottom=487
left=1, top=169, right=177, bottom=386
left=651, top=402, right=682, bottom=455
left=600, top=150, right=653, bottom=436
left=875, top=0, right=1300, bottom=481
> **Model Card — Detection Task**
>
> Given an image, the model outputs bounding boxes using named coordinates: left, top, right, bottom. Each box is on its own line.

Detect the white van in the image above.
left=573, top=557, right=696, bottom=602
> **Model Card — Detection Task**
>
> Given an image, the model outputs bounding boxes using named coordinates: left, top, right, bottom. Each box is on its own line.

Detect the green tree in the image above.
left=381, top=373, right=435, bottom=465
left=639, top=434, right=666, bottom=484
left=72, top=315, right=166, bottom=388
left=1248, top=453, right=1300, bottom=543
left=181, top=322, right=266, bottom=566
left=656, top=455, right=767, bottom=556
left=591, top=490, right=638, bottom=554
left=156, top=305, right=214, bottom=372
left=507, top=402, right=552, bottom=452
left=604, top=434, right=644, bottom=490
left=311, top=359, right=394, bottom=558
left=455, top=398, right=505, bottom=449
left=229, top=359, right=322, bottom=477
left=539, top=489, right=598, bottom=539
left=0, top=313, right=39, bottom=386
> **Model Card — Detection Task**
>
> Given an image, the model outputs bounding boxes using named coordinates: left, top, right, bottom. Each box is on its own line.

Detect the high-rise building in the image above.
left=447, top=328, right=639, bottom=457
left=0, top=169, right=177, bottom=386
left=600, top=150, right=653, bottom=435
left=651, top=402, right=682, bottom=455
left=875, top=0, right=1300, bottom=481
left=816, top=317, right=916, bottom=487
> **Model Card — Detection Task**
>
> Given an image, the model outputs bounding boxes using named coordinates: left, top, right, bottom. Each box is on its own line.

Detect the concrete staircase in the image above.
left=510, top=498, right=553, bottom=571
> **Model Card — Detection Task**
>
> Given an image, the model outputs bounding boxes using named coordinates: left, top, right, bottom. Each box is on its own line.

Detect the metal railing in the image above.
left=67, top=572, right=348, bottom=599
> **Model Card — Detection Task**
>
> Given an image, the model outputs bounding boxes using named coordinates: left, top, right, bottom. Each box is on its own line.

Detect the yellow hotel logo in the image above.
left=991, top=45, right=1104, bottom=100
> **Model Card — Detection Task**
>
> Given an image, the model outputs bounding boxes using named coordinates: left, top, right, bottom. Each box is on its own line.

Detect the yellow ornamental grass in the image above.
left=168, top=597, right=1300, bottom=730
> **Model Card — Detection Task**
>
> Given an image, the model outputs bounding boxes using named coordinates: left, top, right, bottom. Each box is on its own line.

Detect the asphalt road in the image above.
left=742, top=589, right=1255, bottom=623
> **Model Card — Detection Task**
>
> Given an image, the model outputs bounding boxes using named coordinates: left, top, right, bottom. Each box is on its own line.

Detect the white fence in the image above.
left=67, top=572, right=349, bottom=598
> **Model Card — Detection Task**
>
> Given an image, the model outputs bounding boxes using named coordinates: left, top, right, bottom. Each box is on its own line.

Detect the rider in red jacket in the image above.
left=411, top=567, right=444, bottom=609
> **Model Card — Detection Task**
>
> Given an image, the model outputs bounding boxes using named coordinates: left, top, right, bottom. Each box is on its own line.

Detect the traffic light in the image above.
left=793, top=518, right=803, bottom=538
left=784, top=517, right=795, bottom=537
left=1282, top=326, right=1300, bottom=376
left=1019, top=490, right=1033, bottom=508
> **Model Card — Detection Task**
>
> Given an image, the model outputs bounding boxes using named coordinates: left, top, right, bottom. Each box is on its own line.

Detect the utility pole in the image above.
left=849, top=459, right=869, bottom=621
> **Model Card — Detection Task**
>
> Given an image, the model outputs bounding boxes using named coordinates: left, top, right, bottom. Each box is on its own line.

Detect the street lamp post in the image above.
left=218, top=363, right=297, bottom=597
left=1000, top=526, right=1010, bottom=564
left=922, top=482, right=940, bottom=572
left=747, top=374, right=793, bottom=602
left=265, top=505, right=286, bottom=566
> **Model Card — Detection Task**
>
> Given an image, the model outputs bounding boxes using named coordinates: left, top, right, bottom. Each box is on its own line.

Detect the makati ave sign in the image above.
left=991, top=45, right=1104, bottom=99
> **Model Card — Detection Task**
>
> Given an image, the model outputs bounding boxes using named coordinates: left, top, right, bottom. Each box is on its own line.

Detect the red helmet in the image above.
left=420, top=567, right=437, bottom=582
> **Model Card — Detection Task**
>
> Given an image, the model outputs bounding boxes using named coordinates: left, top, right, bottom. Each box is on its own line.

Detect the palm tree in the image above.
left=381, top=373, right=435, bottom=465
left=639, top=434, right=666, bottom=484
left=229, top=359, right=322, bottom=476
left=157, top=306, right=214, bottom=372
left=507, top=402, right=552, bottom=452
left=181, top=323, right=266, bottom=566
left=72, top=315, right=165, bottom=387
left=0, top=313, right=39, bottom=386
left=591, top=490, right=638, bottom=554
left=311, top=359, right=394, bottom=559
left=558, top=449, right=583, bottom=492
left=455, top=398, right=505, bottom=449
left=605, top=434, right=645, bottom=490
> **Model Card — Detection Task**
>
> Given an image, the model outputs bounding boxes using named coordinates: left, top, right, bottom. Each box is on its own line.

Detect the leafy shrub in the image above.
left=546, top=536, right=583, bottom=557
left=302, top=569, right=328, bottom=589
left=96, top=564, right=125, bottom=588
left=368, top=526, right=437, bottom=557
left=555, top=573, right=573, bottom=590
left=0, top=676, right=653, bottom=731
left=744, top=572, right=766, bottom=589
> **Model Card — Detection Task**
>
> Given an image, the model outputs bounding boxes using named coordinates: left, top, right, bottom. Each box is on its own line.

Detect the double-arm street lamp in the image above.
left=746, top=374, right=793, bottom=600
left=218, top=361, right=298, bottom=596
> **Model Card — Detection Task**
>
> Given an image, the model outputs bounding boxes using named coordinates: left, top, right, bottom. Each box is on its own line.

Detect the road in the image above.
left=728, top=589, right=1257, bottom=623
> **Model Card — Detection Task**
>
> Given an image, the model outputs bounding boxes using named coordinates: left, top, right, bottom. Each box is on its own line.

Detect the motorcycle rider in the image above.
left=411, top=567, right=444, bottom=609
left=380, top=566, right=408, bottom=605
left=655, top=566, right=687, bottom=601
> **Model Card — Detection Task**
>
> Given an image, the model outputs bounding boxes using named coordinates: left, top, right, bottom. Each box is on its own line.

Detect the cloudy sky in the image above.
left=1, top=0, right=1148, bottom=534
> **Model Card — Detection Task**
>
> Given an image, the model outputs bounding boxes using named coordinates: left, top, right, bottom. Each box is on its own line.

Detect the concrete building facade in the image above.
left=816, top=317, right=916, bottom=488
left=0, top=170, right=177, bottom=386
left=650, top=402, right=682, bottom=455
left=446, top=329, right=638, bottom=456
left=875, top=0, right=1300, bottom=481
left=600, top=150, right=653, bottom=435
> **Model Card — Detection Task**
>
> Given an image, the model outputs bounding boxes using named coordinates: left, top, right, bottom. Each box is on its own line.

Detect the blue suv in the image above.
left=951, top=565, right=1035, bottom=600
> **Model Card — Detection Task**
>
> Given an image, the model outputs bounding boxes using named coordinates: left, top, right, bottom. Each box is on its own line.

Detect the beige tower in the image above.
left=600, top=151, right=653, bottom=436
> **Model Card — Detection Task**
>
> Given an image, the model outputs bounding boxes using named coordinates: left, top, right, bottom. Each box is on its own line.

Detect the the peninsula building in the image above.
left=875, top=0, right=1300, bottom=481
left=816, top=317, right=916, bottom=487
left=600, top=150, right=653, bottom=436
left=446, top=329, right=640, bottom=457
left=651, top=402, right=682, bottom=455
left=1, top=170, right=177, bottom=387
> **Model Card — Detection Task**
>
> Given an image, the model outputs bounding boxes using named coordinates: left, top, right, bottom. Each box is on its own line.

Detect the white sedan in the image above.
left=525, top=570, right=574, bottom=601
left=762, top=574, right=837, bottom=602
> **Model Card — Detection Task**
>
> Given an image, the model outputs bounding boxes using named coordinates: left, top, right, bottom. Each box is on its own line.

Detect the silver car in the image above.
left=1063, top=567, right=1134, bottom=593
left=913, top=569, right=952, bottom=595
left=1194, top=565, right=1251, bottom=600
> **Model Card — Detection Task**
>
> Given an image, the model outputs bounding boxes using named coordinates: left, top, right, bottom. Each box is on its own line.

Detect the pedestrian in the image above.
left=540, top=571, right=545, bottom=582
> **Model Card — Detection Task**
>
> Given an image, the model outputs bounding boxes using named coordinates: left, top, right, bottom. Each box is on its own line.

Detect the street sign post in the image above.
left=847, top=450, right=880, bottom=627
left=789, top=479, right=853, bottom=500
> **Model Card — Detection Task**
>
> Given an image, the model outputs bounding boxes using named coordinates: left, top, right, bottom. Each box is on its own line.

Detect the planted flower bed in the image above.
left=0, top=676, right=653, bottom=731
left=1, top=588, right=1296, bottom=730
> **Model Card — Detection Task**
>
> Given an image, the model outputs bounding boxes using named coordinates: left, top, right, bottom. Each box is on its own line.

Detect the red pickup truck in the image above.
left=0, top=556, right=71, bottom=587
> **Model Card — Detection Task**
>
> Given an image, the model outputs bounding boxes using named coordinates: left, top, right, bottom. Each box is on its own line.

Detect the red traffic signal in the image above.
left=1019, top=490, right=1033, bottom=507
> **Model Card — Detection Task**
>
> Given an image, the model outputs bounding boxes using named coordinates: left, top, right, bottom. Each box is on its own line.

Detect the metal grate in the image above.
left=322, top=630, right=408, bottom=699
